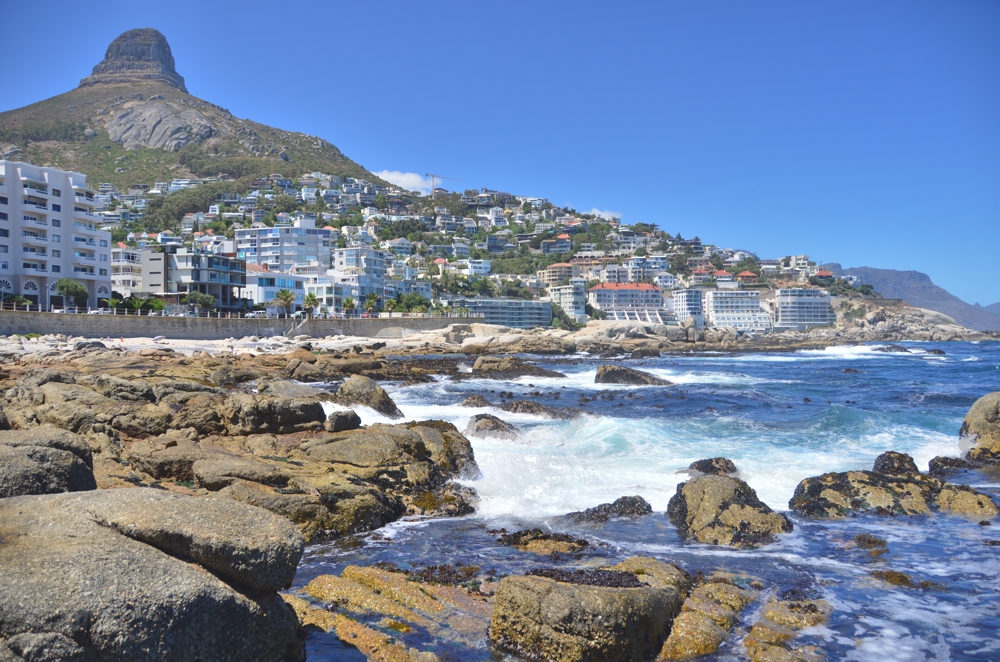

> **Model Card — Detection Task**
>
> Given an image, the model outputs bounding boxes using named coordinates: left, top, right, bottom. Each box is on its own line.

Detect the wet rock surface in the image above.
left=595, top=364, right=671, bottom=386
left=961, top=391, right=1000, bottom=460
left=688, top=457, right=739, bottom=476
left=567, top=495, right=653, bottom=522
left=470, top=355, right=566, bottom=379
left=667, top=475, right=793, bottom=548
left=789, top=451, right=998, bottom=519
left=465, top=413, right=520, bottom=440
left=333, top=374, right=404, bottom=418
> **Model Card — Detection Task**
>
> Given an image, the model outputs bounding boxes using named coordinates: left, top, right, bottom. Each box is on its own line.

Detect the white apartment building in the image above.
left=548, top=277, right=587, bottom=323
left=653, top=271, right=677, bottom=290
left=704, top=290, right=772, bottom=332
left=329, top=246, right=386, bottom=301
left=234, top=217, right=333, bottom=271
left=672, top=289, right=704, bottom=328
left=111, top=245, right=142, bottom=295
left=244, top=264, right=307, bottom=308
left=0, top=161, right=112, bottom=307
left=770, top=288, right=836, bottom=330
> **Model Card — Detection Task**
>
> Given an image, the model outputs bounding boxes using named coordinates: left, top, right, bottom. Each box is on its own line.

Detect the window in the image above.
left=0, top=229, right=6, bottom=237
left=0, top=213, right=6, bottom=221
left=0, top=262, right=7, bottom=269
left=99, top=268, right=107, bottom=276
left=52, top=235, right=60, bottom=242
left=0, top=245, right=6, bottom=253
left=0, top=197, right=7, bottom=205
left=52, top=189, right=61, bottom=197
left=51, top=219, right=60, bottom=227
left=99, top=239, right=108, bottom=247
left=51, top=204, right=61, bottom=212
left=100, top=254, right=108, bottom=262
left=52, top=250, right=60, bottom=257
left=51, top=265, right=60, bottom=273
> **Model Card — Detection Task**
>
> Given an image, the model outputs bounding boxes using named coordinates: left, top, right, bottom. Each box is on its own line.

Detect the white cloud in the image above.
left=373, top=170, right=433, bottom=195
left=586, top=208, right=622, bottom=219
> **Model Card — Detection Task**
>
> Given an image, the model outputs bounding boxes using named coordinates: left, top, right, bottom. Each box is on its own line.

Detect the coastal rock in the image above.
left=789, top=451, right=998, bottom=519
left=489, top=573, right=682, bottom=662
left=333, top=375, right=404, bottom=418
left=689, top=457, right=739, bottom=476
left=609, top=557, right=691, bottom=591
left=465, top=413, right=519, bottom=440
left=192, top=456, right=289, bottom=491
left=0, top=428, right=93, bottom=468
left=667, top=475, right=793, bottom=548
left=659, top=572, right=762, bottom=660
left=219, top=394, right=326, bottom=435
left=471, top=356, right=566, bottom=379
left=257, top=378, right=325, bottom=399
left=498, top=400, right=582, bottom=419
left=0, top=488, right=304, bottom=661
left=461, top=394, right=492, bottom=407
left=0, top=445, right=96, bottom=498
left=928, top=456, right=980, bottom=477
left=595, top=364, right=671, bottom=386
left=461, top=334, right=576, bottom=356
left=961, top=391, right=1000, bottom=459
left=325, top=409, right=362, bottom=432
left=568, top=495, right=653, bottom=523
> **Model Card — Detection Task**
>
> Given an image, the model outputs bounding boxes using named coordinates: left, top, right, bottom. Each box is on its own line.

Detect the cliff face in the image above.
left=79, top=28, right=187, bottom=92
left=830, top=265, right=1000, bottom=332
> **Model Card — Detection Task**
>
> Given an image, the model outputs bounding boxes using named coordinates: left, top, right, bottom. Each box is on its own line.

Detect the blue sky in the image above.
left=3, top=1, right=998, bottom=304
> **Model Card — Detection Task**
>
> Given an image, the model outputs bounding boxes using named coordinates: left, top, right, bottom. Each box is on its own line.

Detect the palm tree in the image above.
left=342, top=297, right=356, bottom=316
left=384, top=299, right=397, bottom=314
left=364, top=293, right=380, bottom=315
left=302, top=292, right=319, bottom=319
left=126, top=296, right=145, bottom=315
left=271, top=289, right=297, bottom=317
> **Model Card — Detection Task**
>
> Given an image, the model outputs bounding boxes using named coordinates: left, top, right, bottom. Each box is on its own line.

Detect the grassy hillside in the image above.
left=0, top=81, right=382, bottom=188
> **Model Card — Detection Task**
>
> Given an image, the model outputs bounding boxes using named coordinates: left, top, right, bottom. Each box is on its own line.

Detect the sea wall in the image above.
left=0, top=311, right=456, bottom=340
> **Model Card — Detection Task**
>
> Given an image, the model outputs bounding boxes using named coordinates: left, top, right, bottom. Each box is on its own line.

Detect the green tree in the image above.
left=342, top=297, right=356, bottom=316
left=302, top=292, right=319, bottom=318
left=364, top=292, right=380, bottom=314
left=187, top=291, right=216, bottom=313
left=270, top=289, right=297, bottom=317
left=55, top=279, right=90, bottom=307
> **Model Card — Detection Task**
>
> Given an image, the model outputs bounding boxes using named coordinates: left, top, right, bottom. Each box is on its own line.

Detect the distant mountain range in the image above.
left=0, top=28, right=379, bottom=188
left=823, top=264, right=1000, bottom=331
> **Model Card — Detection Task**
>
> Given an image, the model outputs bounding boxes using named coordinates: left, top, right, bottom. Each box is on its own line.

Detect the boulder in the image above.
left=872, top=450, right=919, bottom=475
left=256, top=378, right=325, bottom=399
left=0, top=445, right=96, bottom=498
left=689, top=457, right=738, bottom=476
left=333, top=375, right=404, bottom=419
left=192, top=456, right=289, bottom=491
left=0, top=488, right=304, bottom=661
left=0, top=428, right=92, bottom=468
left=325, top=409, right=362, bottom=432
left=789, top=451, right=998, bottom=519
left=567, top=495, right=653, bottom=523
left=471, top=356, right=566, bottom=379
left=489, top=573, right=682, bottom=662
left=461, top=394, right=492, bottom=407
left=667, top=475, right=792, bottom=548
left=961, top=391, right=1000, bottom=459
left=219, top=394, right=326, bottom=435
left=595, top=365, right=670, bottom=386
left=498, top=400, right=582, bottom=419
left=462, top=334, right=575, bottom=355
left=465, top=413, right=519, bottom=440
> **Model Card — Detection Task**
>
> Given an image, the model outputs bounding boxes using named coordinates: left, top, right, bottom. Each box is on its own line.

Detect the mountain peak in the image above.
left=79, top=28, right=186, bottom=92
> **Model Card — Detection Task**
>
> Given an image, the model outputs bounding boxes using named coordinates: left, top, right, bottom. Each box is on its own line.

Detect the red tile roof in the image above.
left=737, top=271, right=758, bottom=277
left=548, top=263, right=573, bottom=268
left=815, top=270, right=834, bottom=277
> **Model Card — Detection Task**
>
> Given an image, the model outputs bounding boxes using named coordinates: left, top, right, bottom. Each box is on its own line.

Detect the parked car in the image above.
left=87, top=309, right=112, bottom=315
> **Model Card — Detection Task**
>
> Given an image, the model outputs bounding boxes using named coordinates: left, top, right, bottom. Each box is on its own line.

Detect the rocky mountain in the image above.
left=823, top=264, right=1000, bottom=332
left=0, top=28, right=379, bottom=187
left=981, top=302, right=1000, bottom=316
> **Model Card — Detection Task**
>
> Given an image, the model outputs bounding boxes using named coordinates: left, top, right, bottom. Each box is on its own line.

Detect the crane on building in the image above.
left=425, top=173, right=461, bottom=200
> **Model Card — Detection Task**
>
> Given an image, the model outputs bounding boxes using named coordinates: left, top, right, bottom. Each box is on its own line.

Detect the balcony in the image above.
left=22, top=199, right=48, bottom=210
left=21, top=235, right=47, bottom=246
left=22, top=186, right=48, bottom=196
left=74, top=195, right=95, bottom=205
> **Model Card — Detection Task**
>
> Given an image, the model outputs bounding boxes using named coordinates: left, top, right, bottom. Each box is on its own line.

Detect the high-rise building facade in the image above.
left=704, top=290, right=772, bottom=332
left=0, top=161, right=112, bottom=307
left=771, top=288, right=836, bottom=330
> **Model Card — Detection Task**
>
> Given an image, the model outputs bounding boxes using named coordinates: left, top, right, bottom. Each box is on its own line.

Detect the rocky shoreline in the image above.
left=0, top=339, right=997, bottom=661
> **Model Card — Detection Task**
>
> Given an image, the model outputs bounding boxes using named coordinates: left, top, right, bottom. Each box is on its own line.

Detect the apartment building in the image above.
left=704, top=290, right=772, bottom=332
left=548, top=277, right=587, bottom=323
left=244, top=264, right=306, bottom=308
left=536, top=262, right=576, bottom=286
left=140, top=246, right=247, bottom=310
left=305, top=280, right=344, bottom=313
left=0, top=161, right=112, bottom=307
left=329, top=246, right=386, bottom=301
left=770, top=288, right=836, bottom=330
left=587, top=283, right=662, bottom=310
left=672, top=289, right=705, bottom=328
left=234, top=217, right=333, bottom=271
left=443, top=296, right=551, bottom=329
left=110, top=245, right=142, bottom=295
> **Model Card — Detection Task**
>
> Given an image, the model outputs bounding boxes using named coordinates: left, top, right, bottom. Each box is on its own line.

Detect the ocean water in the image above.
left=301, top=341, right=1000, bottom=661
